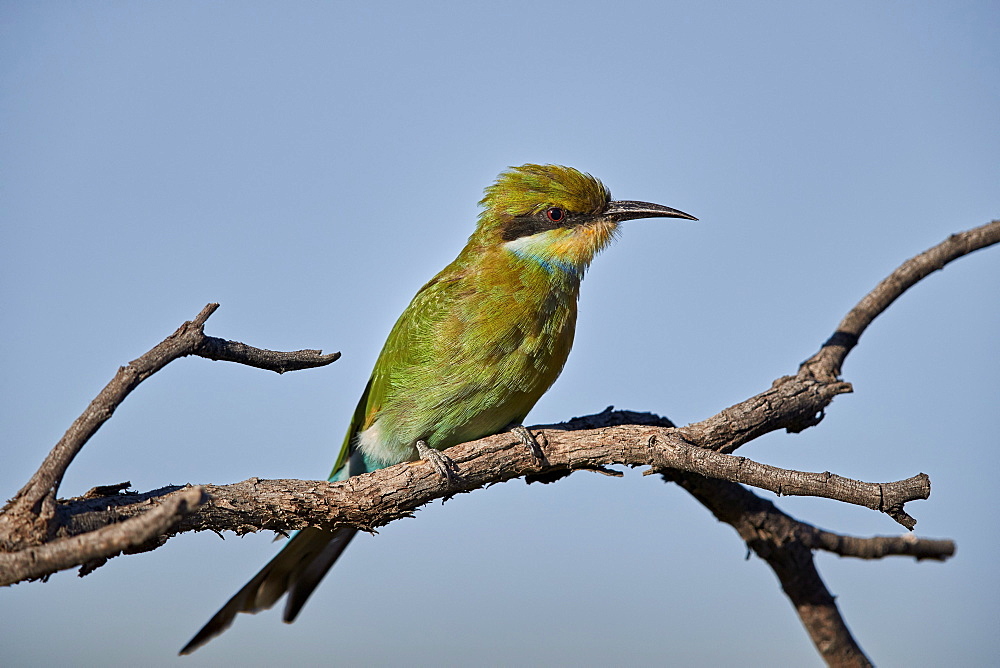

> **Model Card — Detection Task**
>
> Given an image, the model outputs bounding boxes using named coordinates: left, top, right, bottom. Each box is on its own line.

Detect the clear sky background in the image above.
left=2, top=2, right=997, bottom=666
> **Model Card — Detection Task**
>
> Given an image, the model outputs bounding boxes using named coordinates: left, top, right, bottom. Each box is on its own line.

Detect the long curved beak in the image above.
left=605, top=200, right=698, bottom=222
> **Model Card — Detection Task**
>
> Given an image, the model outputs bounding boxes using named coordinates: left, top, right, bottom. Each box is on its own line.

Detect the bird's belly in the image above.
left=358, top=312, right=574, bottom=468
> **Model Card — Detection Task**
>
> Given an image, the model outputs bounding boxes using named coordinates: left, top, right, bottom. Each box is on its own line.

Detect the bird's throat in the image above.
left=502, top=221, right=618, bottom=278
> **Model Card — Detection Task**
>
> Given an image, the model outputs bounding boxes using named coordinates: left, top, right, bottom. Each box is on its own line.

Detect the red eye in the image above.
left=546, top=207, right=565, bottom=223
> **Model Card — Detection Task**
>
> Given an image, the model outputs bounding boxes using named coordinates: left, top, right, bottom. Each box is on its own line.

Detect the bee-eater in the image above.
left=180, top=164, right=695, bottom=654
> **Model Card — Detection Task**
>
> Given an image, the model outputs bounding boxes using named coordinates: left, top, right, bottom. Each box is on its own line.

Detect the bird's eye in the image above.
left=546, top=207, right=565, bottom=223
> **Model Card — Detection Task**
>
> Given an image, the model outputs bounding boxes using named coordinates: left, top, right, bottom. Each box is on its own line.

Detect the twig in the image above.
left=0, top=304, right=339, bottom=551
left=807, top=528, right=954, bottom=561
left=642, top=438, right=930, bottom=529
left=801, top=219, right=1000, bottom=381
left=194, top=337, right=340, bottom=374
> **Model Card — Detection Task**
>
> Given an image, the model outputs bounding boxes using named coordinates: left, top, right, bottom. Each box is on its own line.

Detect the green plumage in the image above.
left=331, top=165, right=614, bottom=475
left=181, top=164, right=695, bottom=655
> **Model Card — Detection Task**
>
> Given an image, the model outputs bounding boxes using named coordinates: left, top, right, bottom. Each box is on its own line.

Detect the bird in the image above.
left=180, top=164, right=696, bottom=654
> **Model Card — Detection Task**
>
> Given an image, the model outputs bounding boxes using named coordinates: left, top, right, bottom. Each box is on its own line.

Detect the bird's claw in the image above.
left=415, top=440, right=458, bottom=486
left=510, top=424, right=545, bottom=462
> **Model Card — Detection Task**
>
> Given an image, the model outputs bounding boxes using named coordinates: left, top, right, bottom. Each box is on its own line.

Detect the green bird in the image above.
left=180, top=164, right=695, bottom=654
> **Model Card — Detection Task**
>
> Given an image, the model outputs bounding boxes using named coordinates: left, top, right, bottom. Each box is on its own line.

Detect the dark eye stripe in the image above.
left=500, top=208, right=582, bottom=242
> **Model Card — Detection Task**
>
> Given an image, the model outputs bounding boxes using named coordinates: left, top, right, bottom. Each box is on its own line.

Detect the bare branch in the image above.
left=802, top=219, right=1000, bottom=381
left=194, top=336, right=340, bottom=374
left=665, top=470, right=878, bottom=667
left=1, top=221, right=994, bottom=664
left=669, top=468, right=955, bottom=666
left=807, top=528, right=954, bottom=561
left=0, top=408, right=937, bottom=586
left=0, top=303, right=339, bottom=552
left=642, top=437, right=930, bottom=529
left=0, top=486, right=205, bottom=584
left=677, top=375, right=853, bottom=454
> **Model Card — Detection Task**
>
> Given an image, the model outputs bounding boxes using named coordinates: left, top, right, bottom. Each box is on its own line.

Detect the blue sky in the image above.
left=2, top=2, right=998, bottom=666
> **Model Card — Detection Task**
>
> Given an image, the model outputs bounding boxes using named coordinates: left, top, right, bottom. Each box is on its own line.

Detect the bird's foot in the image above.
left=510, top=424, right=546, bottom=463
left=415, top=440, right=459, bottom=486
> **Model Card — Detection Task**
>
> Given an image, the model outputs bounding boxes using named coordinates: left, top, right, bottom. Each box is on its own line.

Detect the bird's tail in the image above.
left=179, top=526, right=357, bottom=655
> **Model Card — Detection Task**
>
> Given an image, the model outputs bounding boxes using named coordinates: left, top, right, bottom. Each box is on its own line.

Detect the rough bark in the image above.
left=1, top=219, right=997, bottom=666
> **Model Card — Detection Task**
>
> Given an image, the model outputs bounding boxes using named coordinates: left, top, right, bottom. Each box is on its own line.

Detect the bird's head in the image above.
left=474, top=164, right=696, bottom=276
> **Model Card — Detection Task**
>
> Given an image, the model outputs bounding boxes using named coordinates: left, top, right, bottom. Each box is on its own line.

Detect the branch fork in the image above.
left=3, top=219, right=998, bottom=668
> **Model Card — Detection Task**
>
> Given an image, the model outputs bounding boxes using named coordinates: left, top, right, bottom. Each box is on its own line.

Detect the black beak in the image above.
left=605, top=200, right=698, bottom=223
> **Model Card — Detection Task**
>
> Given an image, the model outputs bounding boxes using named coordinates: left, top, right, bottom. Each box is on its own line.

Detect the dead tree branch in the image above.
left=0, top=486, right=206, bottom=585
left=0, top=407, right=942, bottom=582
left=0, top=303, right=339, bottom=553
left=665, top=470, right=876, bottom=668
left=1, top=220, right=996, bottom=666
left=801, top=219, right=1000, bottom=381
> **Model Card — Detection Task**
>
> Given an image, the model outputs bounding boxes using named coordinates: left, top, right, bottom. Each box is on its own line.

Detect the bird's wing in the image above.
left=328, top=267, right=468, bottom=480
